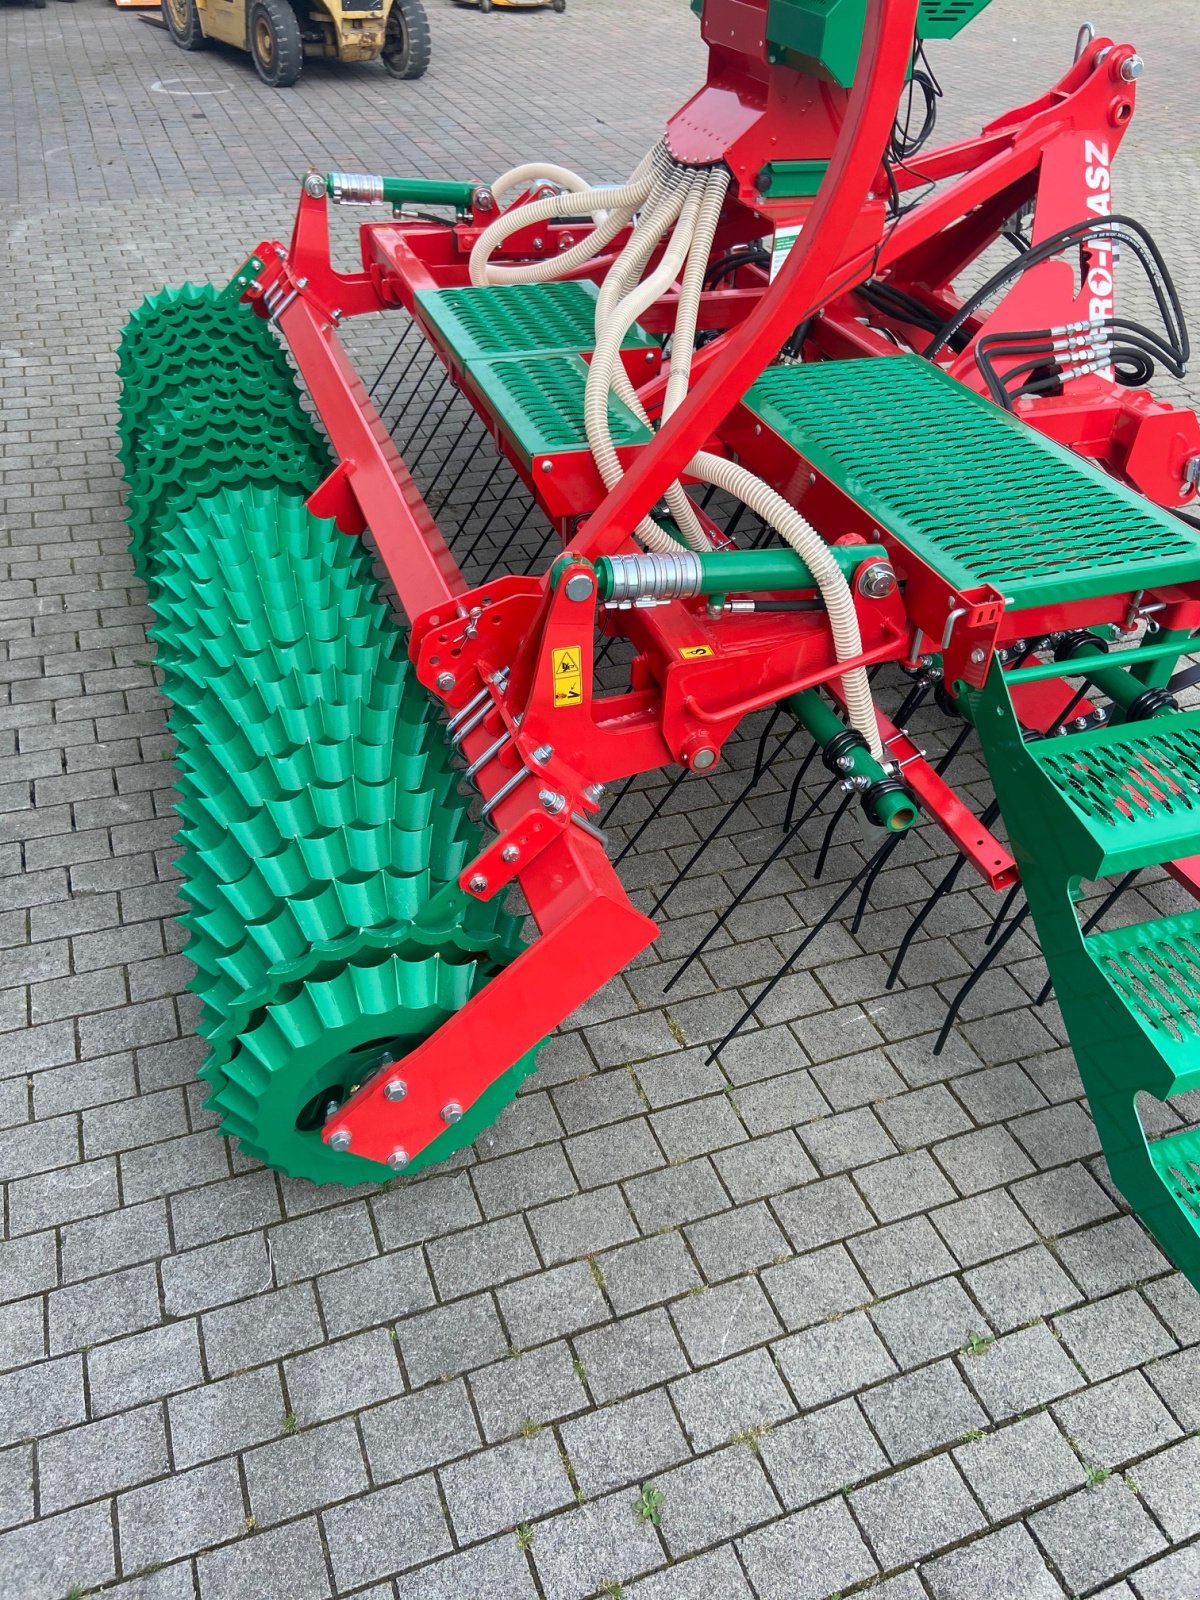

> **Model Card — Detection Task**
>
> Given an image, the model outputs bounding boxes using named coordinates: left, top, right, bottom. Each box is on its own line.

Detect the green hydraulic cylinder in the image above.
left=322, top=173, right=478, bottom=214
left=590, top=543, right=891, bottom=603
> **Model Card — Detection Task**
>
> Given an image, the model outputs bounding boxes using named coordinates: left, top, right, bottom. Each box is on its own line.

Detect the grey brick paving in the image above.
left=2, top=0, right=1200, bottom=1595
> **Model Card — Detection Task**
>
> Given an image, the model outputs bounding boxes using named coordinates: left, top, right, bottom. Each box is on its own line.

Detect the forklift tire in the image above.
left=162, top=0, right=206, bottom=48
left=479, top=0, right=492, bottom=11
left=552, top=0, right=565, bottom=9
left=249, top=0, right=303, bottom=86
left=382, top=0, right=430, bottom=79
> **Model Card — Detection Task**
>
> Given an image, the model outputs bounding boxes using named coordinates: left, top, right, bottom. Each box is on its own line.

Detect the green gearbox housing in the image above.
left=735, top=0, right=996, bottom=86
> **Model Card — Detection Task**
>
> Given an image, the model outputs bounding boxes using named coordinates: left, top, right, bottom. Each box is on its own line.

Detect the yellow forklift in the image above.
left=162, top=0, right=429, bottom=86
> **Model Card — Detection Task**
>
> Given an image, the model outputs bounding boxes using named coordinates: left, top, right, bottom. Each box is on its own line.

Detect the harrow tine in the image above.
left=851, top=829, right=905, bottom=934
left=782, top=742, right=821, bottom=833
left=408, top=389, right=460, bottom=474
left=664, top=770, right=838, bottom=992
left=614, top=766, right=691, bottom=866
left=751, top=707, right=784, bottom=784
left=890, top=677, right=931, bottom=731
left=887, top=797, right=1001, bottom=990
left=477, top=501, right=537, bottom=584
left=934, top=900, right=1030, bottom=1055
left=381, top=346, right=437, bottom=421
left=398, top=372, right=451, bottom=456
left=813, top=787, right=855, bottom=879
left=368, top=326, right=413, bottom=400
left=1034, top=869, right=1140, bottom=1005
left=648, top=721, right=802, bottom=920
left=707, top=834, right=900, bottom=1063
left=424, top=411, right=478, bottom=506
left=603, top=772, right=641, bottom=827
left=521, top=519, right=559, bottom=577
left=984, top=880, right=1023, bottom=945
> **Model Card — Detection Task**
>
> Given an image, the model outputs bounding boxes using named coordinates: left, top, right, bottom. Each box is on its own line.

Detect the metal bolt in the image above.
left=383, top=1078, right=407, bottom=1102
left=691, top=747, right=718, bottom=770
left=1120, top=54, right=1144, bottom=81
left=441, top=1102, right=464, bottom=1124
left=473, top=186, right=495, bottom=212
left=539, top=788, right=567, bottom=814
left=533, top=236, right=544, bottom=249
left=330, top=308, right=343, bottom=322
left=501, top=843, right=520, bottom=864
left=531, top=744, right=554, bottom=764
left=541, top=460, right=554, bottom=473
left=836, top=754, right=854, bottom=772
left=857, top=561, right=897, bottom=600
left=468, top=873, right=489, bottom=894
left=303, top=172, right=327, bottom=199
left=970, top=648, right=987, bottom=665
left=564, top=572, right=596, bottom=602
left=329, top=1130, right=352, bottom=1152
left=1185, top=456, right=1200, bottom=491
left=583, top=782, right=605, bottom=804
left=436, top=671, right=456, bottom=692
left=387, top=1148, right=409, bottom=1171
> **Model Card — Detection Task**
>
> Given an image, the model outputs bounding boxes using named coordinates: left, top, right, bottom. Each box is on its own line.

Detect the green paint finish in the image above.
left=115, top=288, right=541, bottom=1186
left=758, top=159, right=829, bottom=199
left=744, top=358, right=1200, bottom=610
left=416, top=281, right=658, bottom=364
left=468, top=352, right=651, bottom=465
left=765, top=0, right=992, bottom=84
left=784, top=689, right=918, bottom=832
left=326, top=174, right=477, bottom=212
left=973, top=658, right=1200, bottom=1291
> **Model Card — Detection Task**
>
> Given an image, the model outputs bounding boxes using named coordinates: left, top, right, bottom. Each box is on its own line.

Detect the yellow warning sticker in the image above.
left=552, top=646, right=584, bottom=708
left=679, top=644, right=715, bottom=660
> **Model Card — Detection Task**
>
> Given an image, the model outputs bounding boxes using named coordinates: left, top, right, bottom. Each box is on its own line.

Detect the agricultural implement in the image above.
left=119, top=0, right=1200, bottom=1291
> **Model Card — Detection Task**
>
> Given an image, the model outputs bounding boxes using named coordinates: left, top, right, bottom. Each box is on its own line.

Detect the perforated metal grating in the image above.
left=468, top=353, right=651, bottom=464
left=1149, top=1124, right=1200, bottom=1221
left=744, top=357, right=1200, bottom=609
left=1035, top=712, right=1200, bottom=867
left=416, top=281, right=657, bottom=364
left=1089, top=909, right=1200, bottom=1072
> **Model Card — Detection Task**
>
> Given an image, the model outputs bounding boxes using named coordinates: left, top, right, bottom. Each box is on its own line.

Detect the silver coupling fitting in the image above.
left=603, top=552, right=704, bottom=607
left=328, top=172, right=386, bottom=206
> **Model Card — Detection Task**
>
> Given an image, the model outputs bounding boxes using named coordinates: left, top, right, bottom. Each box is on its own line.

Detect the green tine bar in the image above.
left=1005, top=635, right=1197, bottom=683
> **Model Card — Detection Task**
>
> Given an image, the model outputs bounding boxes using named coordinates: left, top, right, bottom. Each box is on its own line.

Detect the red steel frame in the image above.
left=230, top=0, right=1200, bottom=1167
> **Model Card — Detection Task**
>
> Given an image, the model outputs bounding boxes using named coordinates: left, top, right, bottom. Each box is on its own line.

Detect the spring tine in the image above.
left=699, top=484, right=718, bottom=511
left=382, top=346, right=436, bottom=421
left=891, top=678, right=931, bottom=732
left=665, top=772, right=838, bottom=992
left=398, top=373, right=451, bottom=456
left=886, top=799, right=1001, bottom=991
left=408, top=389, right=460, bottom=475
left=478, top=501, right=537, bottom=584
left=521, top=520, right=559, bottom=577
left=934, top=902, right=1030, bottom=1055
left=459, top=470, right=517, bottom=566
left=724, top=502, right=749, bottom=544
left=813, top=788, right=856, bottom=880
left=603, top=772, right=640, bottom=827
left=614, top=767, right=691, bottom=866
left=428, top=414, right=483, bottom=511
left=750, top=518, right=773, bottom=550
left=851, top=829, right=904, bottom=935
left=932, top=719, right=974, bottom=776
left=751, top=707, right=784, bottom=785
left=369, top=326, right=412, bottom=400
left=984, top=880, right=1024, bottom=945
left=1035, top=868, right=1140, bottom=1005
left=782, top=742, right=821, bottom=833
left=707, top=835, right=898, bottom=1063
left=1052, top=684, right=1091, bottom=731
left=648, top=722, right=802, bottom=920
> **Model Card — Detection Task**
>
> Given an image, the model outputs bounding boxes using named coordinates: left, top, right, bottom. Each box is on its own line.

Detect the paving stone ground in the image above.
left=2, top=0, right=1200, bottom=1597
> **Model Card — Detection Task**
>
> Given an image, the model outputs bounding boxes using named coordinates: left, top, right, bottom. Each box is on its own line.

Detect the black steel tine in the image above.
left=521, top=520, right=559, bottom=577
left=750, top=518, right=773, bottom=550
left=665, top=772, right=838, bottom=991
left=1035, top=869, right=1140, bottom=1005
left=707, top=836, right=898, bottom=1062
left=931, top=719, right=974, bottom=776
left=429, top=416, right=486, bottom=512
left=851, top=830, right=905, bottom=935
left=984, top=880, right=1023, bottom=945
left=408, top=389, right=460, bottom=475
left=751, top=707, right=785, bottom=784
left=699, top=484, right=718, bottom=511
left=614, top=767, right=691, bottom=866
left=603, top=772, right=640, bottom=827
left=887, top=798, right=1001, bottom=989
left=934, top=902, right=1030, bottom=1054
left=649, top=722, right=803, bottom=919
left=596, top=630, right=623, bottom=669
left=398, top=372, right=450, bottom=455
left=382, top=347, right=436, bottom=421
left=369, top=327, right=412, bottom=400
left=890, top=678, right=930, bottom=732
left=477, top=501, right=537, bottom=584
left=723, top=502, right=749, bottom=544
left=814, top=788, right=855, bottom=880
left=1052, top=684, right=1091, bottom=731
left=782, top=742, right=822, bottom=833
left=458, top=469, right=517, bottom=566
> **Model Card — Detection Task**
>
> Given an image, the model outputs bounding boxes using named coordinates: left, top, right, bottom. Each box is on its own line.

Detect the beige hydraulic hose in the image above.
left=663, top=166, right=731, bottom=419
left=469, top=149, right=662, bottom=287
left=487, top=162, right=594, bottom=208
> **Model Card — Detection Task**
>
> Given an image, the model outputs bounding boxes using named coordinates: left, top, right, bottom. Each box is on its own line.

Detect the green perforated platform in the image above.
left=744, top=357, right=1200, bottom=611
left=1033, top=711, right=1200, bottom=875
left=468, top=352, right=652, bottom=465
left=416, top=281, right=658, bottom=364
left=1088, top=908, right=1200, bottom=1092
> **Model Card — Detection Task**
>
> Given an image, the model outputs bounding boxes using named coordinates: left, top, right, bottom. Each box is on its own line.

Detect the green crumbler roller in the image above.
left=117, top=288, right=538, bottom=1185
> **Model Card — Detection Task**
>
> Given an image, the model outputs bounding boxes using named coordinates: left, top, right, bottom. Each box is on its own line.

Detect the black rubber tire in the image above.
left=162, top=0, right=206, bottom=49
left=248, top=0, right=303, bottom=87
left=382, top=0, right=430, bottom=76
left=552, top=0, right=565, bottom=10
left=479, top=0, right=492, bottom=11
